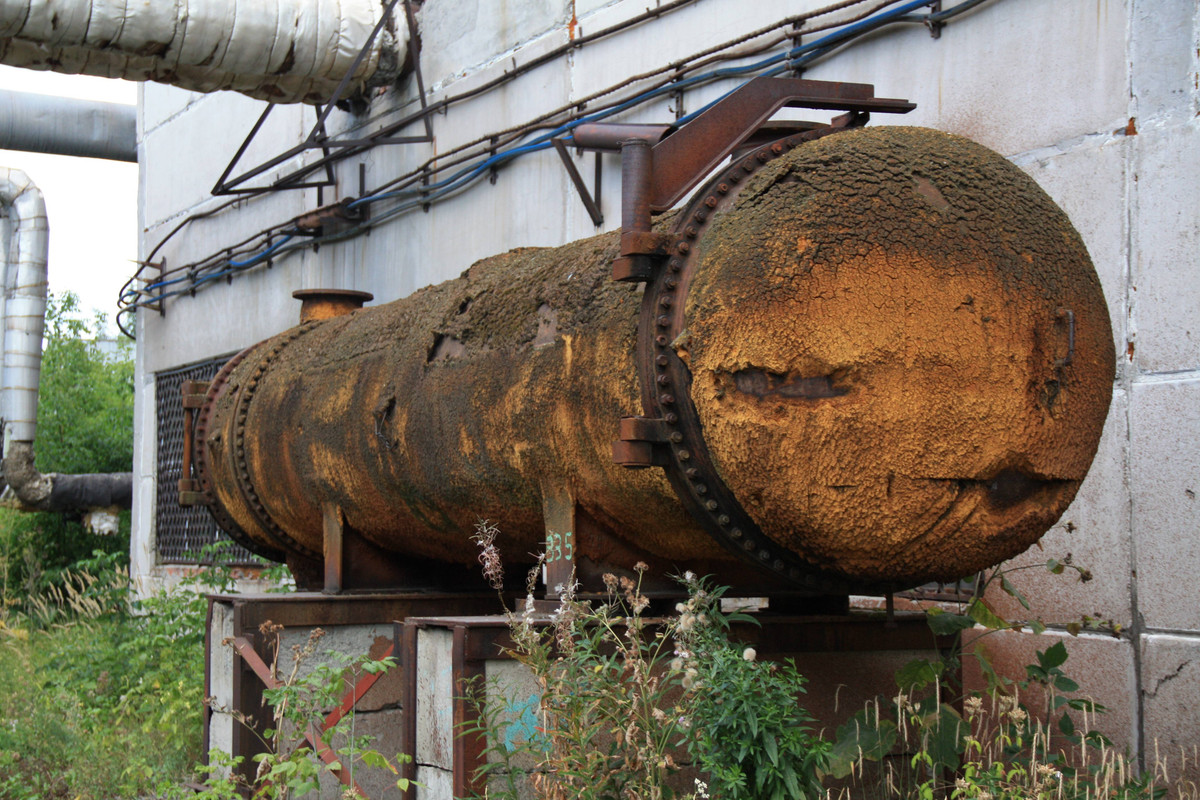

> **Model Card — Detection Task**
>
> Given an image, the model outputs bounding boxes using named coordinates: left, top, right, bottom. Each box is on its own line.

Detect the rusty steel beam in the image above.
left=192, top=125, right=1114, bottom=595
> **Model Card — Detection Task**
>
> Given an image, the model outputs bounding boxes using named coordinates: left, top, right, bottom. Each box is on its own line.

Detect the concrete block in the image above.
left=986, top=388, right=1132, bottom=627
left=486, top=770, right=538, bottom=799
left=1131, top=0, right=1199, bottom=122
left=313, top=707, right=409, bottom=800
left=1017, top=136, right=1129, bottom=366
left=805, top=0, right=1130, bottom=157
left=1131, top=120, right=1200, bottom=373
left=1130, top=378, right=1200, bottom=632
left=209, top=710, right=236, bottom=764
left=1141, top=634, right=1200, bottom=789
left=277, top=624, right=402, bottom=713
left=484, top=659, right=542, bottom=770
left=962, top=629, right=1138, bottom=754
left=417, top=0, right=565, bottom=91
left=415, top=765, right=453, bottom=800
left=209, top=600, right=236, bottom=708
left=416, top=628, right=455, bottom=771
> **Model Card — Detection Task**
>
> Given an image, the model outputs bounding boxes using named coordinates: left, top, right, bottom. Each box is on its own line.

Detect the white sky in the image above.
left=0, top=65, right=138, bottom=333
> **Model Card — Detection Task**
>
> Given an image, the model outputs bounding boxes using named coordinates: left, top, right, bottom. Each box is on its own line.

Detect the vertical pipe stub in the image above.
left=292, top=289, right=374, bottom=324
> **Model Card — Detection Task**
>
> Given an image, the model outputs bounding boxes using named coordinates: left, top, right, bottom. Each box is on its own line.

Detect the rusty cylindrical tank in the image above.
left=193, top=126, right=1115, bottom=594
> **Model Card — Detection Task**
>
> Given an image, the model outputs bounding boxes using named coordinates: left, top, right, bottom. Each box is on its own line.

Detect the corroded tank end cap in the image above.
left=292, top=289, right=374, bottom=323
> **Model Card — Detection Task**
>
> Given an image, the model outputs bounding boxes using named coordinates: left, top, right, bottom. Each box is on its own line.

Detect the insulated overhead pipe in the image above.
left=0, top=90, right=136, bottom=162
left=0, top=167, right=132, bottom=512
left=0, top=0, right=406, bottom=105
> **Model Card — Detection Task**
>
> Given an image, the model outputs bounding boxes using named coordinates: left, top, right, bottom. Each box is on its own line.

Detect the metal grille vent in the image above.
left=155, top=356, right=258, bottom=564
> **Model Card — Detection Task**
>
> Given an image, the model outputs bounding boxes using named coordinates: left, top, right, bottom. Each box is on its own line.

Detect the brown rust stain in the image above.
left=206, top=229, right=711, bottom=571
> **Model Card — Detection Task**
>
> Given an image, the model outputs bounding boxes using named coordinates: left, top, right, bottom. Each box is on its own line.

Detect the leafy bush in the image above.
left=0, top=555, right=212, bottom=799
left=465, top=522, right=829, bottom=800
left=674, top=575, right=828, bottom=800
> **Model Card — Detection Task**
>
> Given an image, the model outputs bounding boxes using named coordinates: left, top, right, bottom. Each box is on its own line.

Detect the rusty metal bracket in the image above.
left=540, top=486, right=577, bottom=598
left=612, top=416, right=672, bottom=468
left=552, top=138, right=604, bottom=226
left=571, top=77, right=914, bottom=283
left=181, top=380, right=210, bottom=409
left=178, top=380, right=211, bottom=506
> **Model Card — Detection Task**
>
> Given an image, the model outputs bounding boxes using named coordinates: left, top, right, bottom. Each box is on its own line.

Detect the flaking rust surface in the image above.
left=685, top=127, right=1115, bottom=583
left=206, top=230, right=721, bottom=571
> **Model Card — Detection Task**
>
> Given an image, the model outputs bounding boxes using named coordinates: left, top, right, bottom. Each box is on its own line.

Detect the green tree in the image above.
left=1, top=291, right=133, bottom=599
left=34, top=291, right=134, bottom=475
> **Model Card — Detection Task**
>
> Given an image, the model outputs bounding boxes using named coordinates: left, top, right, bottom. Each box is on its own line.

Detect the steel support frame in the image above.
left=211, top=0, right=433, bottom=197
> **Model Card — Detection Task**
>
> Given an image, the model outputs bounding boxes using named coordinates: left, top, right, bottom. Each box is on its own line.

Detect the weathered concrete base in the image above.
left=206, top=594, right=958, bottom=800
left=405, top=610, right=957, bottom=799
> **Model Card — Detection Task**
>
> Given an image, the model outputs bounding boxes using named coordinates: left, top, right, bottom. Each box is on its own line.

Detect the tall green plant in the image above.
left=465, top=522, right=829, bottom=800
left=674, top=574, right=829, bottom=800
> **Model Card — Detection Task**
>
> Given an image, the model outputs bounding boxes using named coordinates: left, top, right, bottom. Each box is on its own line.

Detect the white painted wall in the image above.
left=133, top=0, right=1200, bottom=770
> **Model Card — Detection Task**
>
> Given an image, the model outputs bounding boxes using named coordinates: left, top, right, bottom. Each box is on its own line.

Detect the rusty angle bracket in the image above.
left=582, top=77, right=914, bottom=470
left=567, top=76, right=915, bottom=283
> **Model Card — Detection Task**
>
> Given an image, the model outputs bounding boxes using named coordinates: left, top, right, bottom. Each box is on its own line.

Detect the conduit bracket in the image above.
left=926, top=1, right=945, bottom=38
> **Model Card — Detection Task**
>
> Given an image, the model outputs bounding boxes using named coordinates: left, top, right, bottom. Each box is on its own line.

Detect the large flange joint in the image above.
left=618, top=128, right=887, bottom=594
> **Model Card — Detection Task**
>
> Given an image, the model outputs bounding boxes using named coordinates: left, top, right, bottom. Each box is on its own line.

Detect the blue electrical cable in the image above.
left=352, top=0, right=937, bottom=211
left=124, top=0, right=981, bottom=322
left=228, top=233, right=294, bottom=267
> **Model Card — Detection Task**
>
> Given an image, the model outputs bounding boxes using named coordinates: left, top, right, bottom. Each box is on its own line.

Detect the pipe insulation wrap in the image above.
left=0, top=90, right=135, bottom=162
left=0, top=166, right=47, bottom=444
left=0, top=0, right=405, bottom=104
left=0, top=168, right=134, bottom=512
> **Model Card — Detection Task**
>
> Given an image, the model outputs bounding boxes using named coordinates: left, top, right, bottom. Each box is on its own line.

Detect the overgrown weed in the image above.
left=465, top=521, right=1193, bottom=800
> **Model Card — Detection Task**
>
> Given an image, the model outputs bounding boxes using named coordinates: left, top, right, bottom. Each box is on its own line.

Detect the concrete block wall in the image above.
left=135, top=0, right=1200, bottom=779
